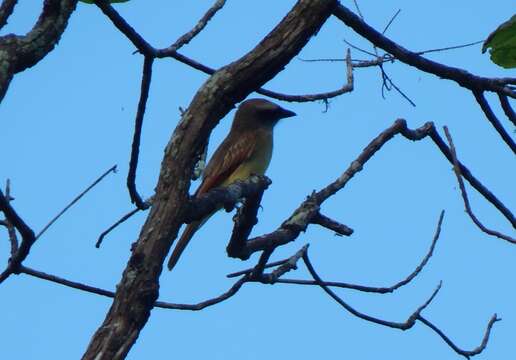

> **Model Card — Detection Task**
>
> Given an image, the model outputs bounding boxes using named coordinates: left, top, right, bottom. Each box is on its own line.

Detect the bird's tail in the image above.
left=167, top=220, right=203, bottom=271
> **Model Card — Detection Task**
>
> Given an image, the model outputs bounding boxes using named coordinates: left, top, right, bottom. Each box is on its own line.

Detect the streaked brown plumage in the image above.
left=167, top=98, right=296, bottom=271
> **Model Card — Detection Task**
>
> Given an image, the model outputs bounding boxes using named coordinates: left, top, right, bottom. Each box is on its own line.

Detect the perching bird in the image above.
left=167, top=98, right=296, bottom=270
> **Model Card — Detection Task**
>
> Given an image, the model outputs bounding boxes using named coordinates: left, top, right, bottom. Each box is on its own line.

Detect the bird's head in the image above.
left=231, top=98, right=296, bottom=131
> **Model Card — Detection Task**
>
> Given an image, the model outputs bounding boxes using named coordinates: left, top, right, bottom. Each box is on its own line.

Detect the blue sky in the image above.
left=1, top=1, right=515, bottom=359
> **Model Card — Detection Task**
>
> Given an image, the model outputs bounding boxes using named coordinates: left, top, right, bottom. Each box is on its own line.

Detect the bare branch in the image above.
left=312, top=213, right=353, bottom=236
left=260, top=244, right=308, bottom=284
left=0, top=187, right=35, bottom=283
left=37, top=165, right=117, bottom=239
left=250, top=210, right=443, bottom=293
left=96, top=208, right=141, bottom=248
left=83, top=1, right=339, bottom=357
left=20, top=265, right=249, bottom=311
left=92, top=1, right=355, bottom=104
left=127, top=56, right=154, bottom=209
left=156, top=275, right=249, bottom=311
left=473, top=90, right=516, bottom=154
left=498, top=94, right=516, bottom=127
left=165, top=0, right=226, bottom=52
left=0, top=0, right=78, bottom=102
left=229, top=119, right=513, bottom=260
left=227, top=258, right=290, bottom=278
left=382, top=9, right=401, bottom=34
left=332, top=4, right=516, bottom=98
left=443, top=127, right=516, bottom=243
left=303, top=249, right=441, bottom=329
left=0, top=0, right=17, bottom=29
left=2, top=179, right=18, bottom=255
left=187, top=175, right=271, bottom=224
left=257, top=49, right=354, bottom=102
left=427, top=127, right=515, bottom=228
left=418, top=314, right=500, bottom=359
left=226, top=178, right=270, bottom=258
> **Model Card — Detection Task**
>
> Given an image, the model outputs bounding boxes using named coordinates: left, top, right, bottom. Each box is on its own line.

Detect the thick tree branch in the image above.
left=332, top=3, right=516, bottom=98
left=0, top=0, right=78, bottom=102
left=186, top=175, right=271, bottom=223
left=0, top=0, right=17, bottom=29
left=127, top=56, right=153, bottom=209
left=82, top=1, right=339, bottom=359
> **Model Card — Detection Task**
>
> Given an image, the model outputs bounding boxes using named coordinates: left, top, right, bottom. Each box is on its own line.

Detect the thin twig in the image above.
left=418, top=314, right=500, bottom=358
left=252, top=211, right=443, bottom=293
left=444, top=127, right=515, bottom=243
left=37, top=165, right=117, bottom=239
left=227, top=258, right=291, bottom=278
left=382, top=9, right=401, bottom=34
left=333, top=5, right=516, bottom=98
left=165, top=0, right=226, bottom=52
left=303, top=249, right=441, bottom=329
left=3, top=180, right=18, bottom=255
left=379, top=63, right=416, bottom=106
left=416, top=40, right=484, bottom=56
left=261, top=244, right=308, bottom=284
left=96, top=207, right=141, bottom=248
left=427, top=127, right=515, bottom=228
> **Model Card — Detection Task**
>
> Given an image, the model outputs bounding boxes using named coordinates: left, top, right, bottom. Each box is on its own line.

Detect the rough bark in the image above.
left=81, top=1, right=337, bottom=359
left=0, top=0, right=78, bottom=102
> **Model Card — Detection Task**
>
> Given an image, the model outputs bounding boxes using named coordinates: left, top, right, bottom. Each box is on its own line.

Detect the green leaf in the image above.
left=79, top=0, right=130, bottom=4
left=482, top=14, right=516, bottom=69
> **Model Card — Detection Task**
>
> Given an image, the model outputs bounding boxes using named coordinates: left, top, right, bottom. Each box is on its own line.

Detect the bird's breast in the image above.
left=224, top=133, right=273, bottom=186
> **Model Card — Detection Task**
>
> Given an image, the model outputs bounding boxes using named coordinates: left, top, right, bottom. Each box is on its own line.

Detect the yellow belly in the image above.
left=222, top=135, right=273, bottom=186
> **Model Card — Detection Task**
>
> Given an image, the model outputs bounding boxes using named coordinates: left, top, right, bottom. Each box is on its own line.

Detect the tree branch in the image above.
left=472, top=90, right=516, bottom=154
left=418, top=314, right=500, bottom=359
left=186, top=175, right=271, bottom=223
left=229, top=119, right=513, bottom=261
left=0, top=0, right=78, bottom=102
left=127, top=56, right=153, bottom=209
left=241, top=210, right=443, bottom=294
left=0, top=0, right=17, bottom=29
left=303, top=249, right=495, bottom=357
left=164, top=0, right=226, bottom=52
left=332, top=3, right=516, bottom=98
left=443, top=127, right=515, bottom=243
left=497, top=94, right=516, bottom=127
left=82, top=1, right=339, bottom=358
left=19, top=265, right=249, bottom=311
left=303, top=249, right=441, bottom=329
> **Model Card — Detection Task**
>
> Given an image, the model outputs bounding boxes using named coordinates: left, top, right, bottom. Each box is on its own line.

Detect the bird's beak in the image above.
left=277, top=106, right=296, bottom=119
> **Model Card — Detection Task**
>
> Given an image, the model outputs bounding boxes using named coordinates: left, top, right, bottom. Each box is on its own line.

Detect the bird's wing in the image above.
left=195, top=131, right=257, bottom=196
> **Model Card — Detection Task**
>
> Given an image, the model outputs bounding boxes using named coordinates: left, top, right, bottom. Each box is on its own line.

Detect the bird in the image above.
left=167, top=98, right=296, bottom=271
